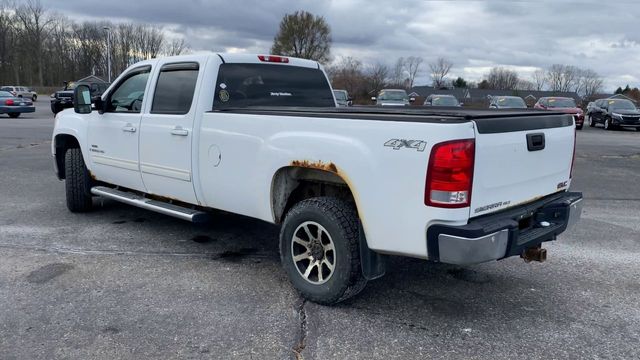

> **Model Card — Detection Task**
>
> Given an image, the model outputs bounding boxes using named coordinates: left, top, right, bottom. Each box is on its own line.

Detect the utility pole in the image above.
left=103, top=26, right=112, bottom=82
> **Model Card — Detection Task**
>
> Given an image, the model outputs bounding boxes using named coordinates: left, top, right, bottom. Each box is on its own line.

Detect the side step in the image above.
left=91, top=186, right=209, bottom=223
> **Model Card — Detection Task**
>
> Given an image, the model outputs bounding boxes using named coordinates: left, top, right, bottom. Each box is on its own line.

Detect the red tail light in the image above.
left=258, top=55, right=289, bottom=63
left=5, top=99, right=14, bottom=106
left=425, top=139, right=475, bottom=208
left=570, top=128, right=576, bottom=179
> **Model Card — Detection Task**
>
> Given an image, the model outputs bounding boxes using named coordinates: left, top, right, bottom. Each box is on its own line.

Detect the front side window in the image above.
left=151, top=63, right=199, bottom=114
left=108, top=67, right=151, bottom=113
left=213, top=64, right=334, bottom=108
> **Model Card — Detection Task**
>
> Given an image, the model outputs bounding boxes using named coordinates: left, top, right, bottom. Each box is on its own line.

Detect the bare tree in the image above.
left=580, top=69, right=604, bottom=98
left=404, top=56, right=423, bottom=89
left=164, top=38, right=188, bottom=56
left=365, top=62, right=389, bottom=94
left=390, top=57, right=406, bottom=88
left=532, top=69, right=547, bottom=91
left=516, top=79, right=536, bottom=91
left=485, top=67, right=519, bottom=90
left=15, top=0, right=53, bottom=85
left=547, top=64, right=579, bottom=92
left=429, top=57, right=453, bottom=89
left=327, top=56, right=364, bottom=98
left=271, top=11, right=331, bottom=63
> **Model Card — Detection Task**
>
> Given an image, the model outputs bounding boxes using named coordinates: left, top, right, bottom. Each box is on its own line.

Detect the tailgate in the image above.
left=470, top=114, right=575, bottom=217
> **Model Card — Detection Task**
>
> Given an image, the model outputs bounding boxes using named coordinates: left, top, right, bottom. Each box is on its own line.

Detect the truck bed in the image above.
left=211, top=106, right=573, bottom=133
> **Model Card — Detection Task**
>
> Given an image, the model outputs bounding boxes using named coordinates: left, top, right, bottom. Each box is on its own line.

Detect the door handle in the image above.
left=122, top=124, right=137, bottom=133
left=171, top=127, right=189, bottom=136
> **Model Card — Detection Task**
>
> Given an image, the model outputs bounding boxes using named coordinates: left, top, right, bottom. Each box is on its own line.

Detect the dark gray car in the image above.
left=589, top=98, right=640, bottom=130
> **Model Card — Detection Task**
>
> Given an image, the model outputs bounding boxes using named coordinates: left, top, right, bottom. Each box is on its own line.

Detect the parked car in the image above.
left=588, top=98, right=640, bottom=130
left=372, top=89, right=411, bottom=106
left=0, top=86, right=36, bottom=101
left=534, top=97, right=584, bottom=130
left=423, top=94, right=461, bottom=107
left=28, top=88, right=38, bottom=101
left=52, top=53, right=582, bottom=305
left=0, top=90, right=35, bottom=118
left=51, top=80, right=109, bottom=114
left=333, top=90, right=352, bottom=107
left=489, top=96, right=527, bottom=109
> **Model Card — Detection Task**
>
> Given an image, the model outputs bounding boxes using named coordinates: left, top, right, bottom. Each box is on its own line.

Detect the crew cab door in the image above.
left=139, top=61, right=202, bottom=204
left=87, top=66, right=152, bottom=192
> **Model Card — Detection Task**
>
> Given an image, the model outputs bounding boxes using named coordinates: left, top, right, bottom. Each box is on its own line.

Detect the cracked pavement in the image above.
left=1, top=107, right=639, bottom=359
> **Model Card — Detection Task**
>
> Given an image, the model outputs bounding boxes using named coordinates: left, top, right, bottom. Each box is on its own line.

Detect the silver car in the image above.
left=1, top=86, right=36, bottom=101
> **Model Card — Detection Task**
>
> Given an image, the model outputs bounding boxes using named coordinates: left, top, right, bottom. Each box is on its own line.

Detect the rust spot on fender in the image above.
left=290, top=160, right=338, bottom=173
left=88, top=171, right=97, bottom=181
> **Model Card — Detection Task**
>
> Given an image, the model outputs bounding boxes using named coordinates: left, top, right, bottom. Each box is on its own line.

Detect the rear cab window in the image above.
left=213, top=64, right=334, bottom=108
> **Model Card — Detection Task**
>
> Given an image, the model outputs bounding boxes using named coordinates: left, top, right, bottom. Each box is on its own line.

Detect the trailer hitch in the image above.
left=521, top=244, right=547, bottom=263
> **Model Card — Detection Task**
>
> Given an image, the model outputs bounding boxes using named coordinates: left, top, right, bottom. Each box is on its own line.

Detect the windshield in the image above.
left=0, top=91, right=13, bottom=97
left=431, top=96, right=459, bottom=106
left=496, top=97, right=526, bottom=108
left=378, top=90, right=408, bottom=101
left=547, top=98, right=576, bottom=108
left=608, top=99, right=636, bottom=110
left=333, top=90, right=347, bottom=101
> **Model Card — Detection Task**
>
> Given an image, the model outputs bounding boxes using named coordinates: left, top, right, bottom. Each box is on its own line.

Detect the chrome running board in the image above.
left=91, top=186, right=209, bottom=223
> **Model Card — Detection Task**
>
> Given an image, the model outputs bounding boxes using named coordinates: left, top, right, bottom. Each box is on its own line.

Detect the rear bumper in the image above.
left=427, top=192, right=583, bottom=265
left=0, top=105, right=35, bottom=113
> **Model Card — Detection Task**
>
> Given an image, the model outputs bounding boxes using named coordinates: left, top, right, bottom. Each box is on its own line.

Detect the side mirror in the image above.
left=371, top=96, right=376, bottom=102
left=409, top=97, right=415, bottom=103
left=74, top=85, right=92, bottom=114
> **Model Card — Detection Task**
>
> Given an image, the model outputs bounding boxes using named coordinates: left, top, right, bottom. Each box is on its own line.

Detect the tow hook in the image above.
left=521, top=245, right=547, bottom=263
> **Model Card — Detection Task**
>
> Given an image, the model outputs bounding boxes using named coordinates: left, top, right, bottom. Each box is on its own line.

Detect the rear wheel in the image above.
left=64, top=148, right=93, bottom=212
left=7, top=113, right=20, bottom=118
left=279, top=197, right=367, bottom=305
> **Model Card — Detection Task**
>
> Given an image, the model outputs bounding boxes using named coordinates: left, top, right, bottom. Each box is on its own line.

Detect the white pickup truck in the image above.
left=52, top=53, right=583, bottom=304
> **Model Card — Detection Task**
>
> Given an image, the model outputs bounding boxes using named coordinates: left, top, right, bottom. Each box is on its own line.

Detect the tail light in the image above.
left=425, top=139, right=475, bottom=208
left=5, top=99, right=14, bottom=106
left=570, top=128, right=576, bottom=179
left=258, top=55, right=289, bottom=63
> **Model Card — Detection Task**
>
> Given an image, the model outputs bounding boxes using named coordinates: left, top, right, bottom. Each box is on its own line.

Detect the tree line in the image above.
left=271, top=11, right=606, bottom=102
left=0, top=0, right=188, bottom=88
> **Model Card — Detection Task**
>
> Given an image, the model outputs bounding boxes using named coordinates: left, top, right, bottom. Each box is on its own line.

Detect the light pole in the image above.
left=103, top=26, right=111, bottom=82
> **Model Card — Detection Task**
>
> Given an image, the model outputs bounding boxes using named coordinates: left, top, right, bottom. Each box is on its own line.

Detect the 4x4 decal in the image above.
left=384, top=139, right=427, bottom=152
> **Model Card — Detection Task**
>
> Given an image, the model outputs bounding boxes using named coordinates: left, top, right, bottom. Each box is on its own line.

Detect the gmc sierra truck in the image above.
left=52, top=53, right=583, bottom=304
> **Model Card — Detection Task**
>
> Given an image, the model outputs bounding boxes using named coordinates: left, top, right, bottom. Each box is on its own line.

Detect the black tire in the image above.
left=604, top=117, right=612, bottom=131
left=32, top=94, right=37, bottom=102
left=588, top=115, right=595, bottom=127
left=64, top=148, right=93, bottom=212
left=51, top=103, right=61, bottom=114
left=576, top=124, right=583, bottom=130
left=7, top=113, right=20, bottom=118
left=280, top=197, right=367, bottom=305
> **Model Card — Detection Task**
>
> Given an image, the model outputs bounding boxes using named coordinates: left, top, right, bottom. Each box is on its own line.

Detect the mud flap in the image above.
left=359, top=223, right=386, bottom=280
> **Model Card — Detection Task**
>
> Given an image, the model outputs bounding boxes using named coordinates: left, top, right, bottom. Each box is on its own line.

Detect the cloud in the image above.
left=42, top=0, right=640, bottom=91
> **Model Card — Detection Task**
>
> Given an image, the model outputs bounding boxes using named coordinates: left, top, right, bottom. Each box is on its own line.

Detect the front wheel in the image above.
left=32, top=94, right=37, bottom=101
left=280, top=197, right=367, bottom=305
left=64, top=148, right=93, bottom=212
left=7, top=113, right=20, bottom=118
left=604, top=117, right=613, bottom=131
left=589, top=115, right=596, bottom=127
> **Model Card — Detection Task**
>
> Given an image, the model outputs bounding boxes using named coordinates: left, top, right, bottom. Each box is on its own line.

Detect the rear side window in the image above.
left=213, top=64, right=334, bottom=109
left=151, top=62, right=199, bottom=115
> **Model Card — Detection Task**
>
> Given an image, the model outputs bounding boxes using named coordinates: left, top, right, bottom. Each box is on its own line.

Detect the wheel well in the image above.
left=271, top=166, right=356, bottom=224
left=54, top=134, right=80, bottom=179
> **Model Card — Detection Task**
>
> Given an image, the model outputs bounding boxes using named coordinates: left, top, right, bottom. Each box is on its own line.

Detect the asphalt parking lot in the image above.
left=1, top=104, right=639, bottom=359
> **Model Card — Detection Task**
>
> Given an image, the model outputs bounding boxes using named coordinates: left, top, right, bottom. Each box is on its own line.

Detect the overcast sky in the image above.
left=43, top=0, right=640, bottom=91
